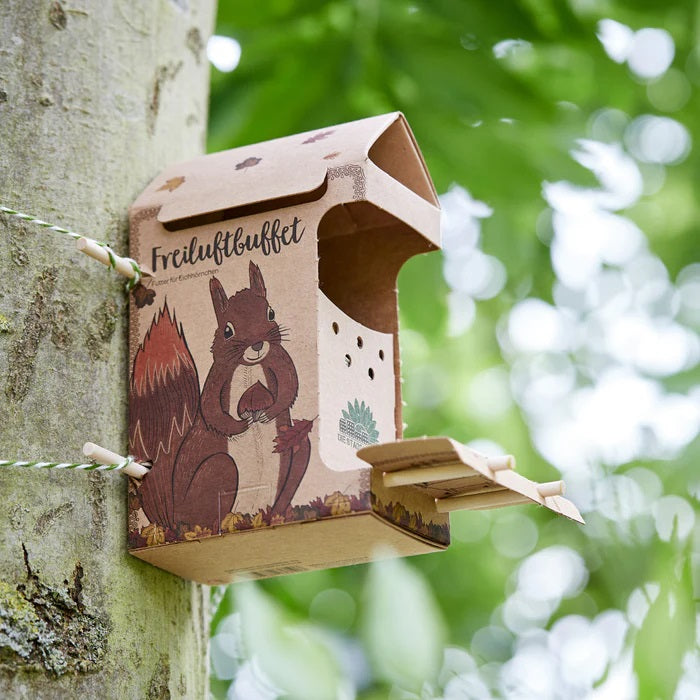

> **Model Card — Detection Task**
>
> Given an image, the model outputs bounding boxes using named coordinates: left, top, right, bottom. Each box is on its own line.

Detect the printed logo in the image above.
left=338, top=399, right=380, bottom=450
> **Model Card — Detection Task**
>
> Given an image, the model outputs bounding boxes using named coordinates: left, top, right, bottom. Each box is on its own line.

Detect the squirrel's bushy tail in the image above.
left=129, top=302, right=200, bottom=529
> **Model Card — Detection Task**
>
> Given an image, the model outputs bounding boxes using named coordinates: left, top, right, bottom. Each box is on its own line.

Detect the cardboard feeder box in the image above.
left=127, top=113, right=582, bottom=584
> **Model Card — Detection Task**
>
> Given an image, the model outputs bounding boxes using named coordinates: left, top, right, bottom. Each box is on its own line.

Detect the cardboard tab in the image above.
left=358, top=437, right=585, bottom=524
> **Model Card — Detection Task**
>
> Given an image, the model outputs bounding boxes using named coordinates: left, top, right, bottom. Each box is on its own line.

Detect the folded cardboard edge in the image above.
left=358, top=436, right=585, bottom=525
left=128, top=507, right=447, bottom=554
left=130, top=510, right=444, bottom=584
left=129, top=112, right=439, bottom=229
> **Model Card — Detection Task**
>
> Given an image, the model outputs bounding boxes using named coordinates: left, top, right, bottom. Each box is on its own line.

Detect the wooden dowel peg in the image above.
left=486, top=455, right=516, bottom=472
left=76, top=237, right=149, bottom=280
left=0, top=207, right=151, bottom=286
left=537, top=480, right=565, bottom=498
left=82, top=442, right=149, bottom=479
left=435, top=489, right=530, bottom=513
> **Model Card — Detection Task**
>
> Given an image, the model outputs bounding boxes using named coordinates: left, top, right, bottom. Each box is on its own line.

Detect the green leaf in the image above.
left=362, top=557, right=446, bottom=692
left=633, top=542, right=696, bottom=699
left=235, top=583, right=344, bottom=700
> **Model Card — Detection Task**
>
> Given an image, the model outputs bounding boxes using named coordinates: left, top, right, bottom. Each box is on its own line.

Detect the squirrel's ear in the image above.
left=249, top=261, right=267, bottom=298
left=209, top=277, right=229, bottom=323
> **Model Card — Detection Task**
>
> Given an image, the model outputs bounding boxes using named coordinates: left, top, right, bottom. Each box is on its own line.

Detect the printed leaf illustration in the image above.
left=221, top=512, right=244, bottom=533
left=131, top=282, right=156, bottom=308
left=302, top=130, right=334, bottom=144
left=323, top=151, right=340, bottom=159
left=273, top=418, right=314, bottom=453
left=184, top=525, right=212, bottom=540
left=142, top=523, right=165, bottom=546
left=324, top=491, right=352, bottom=515
left=237, top=380, right=274, bottom=421
left=235, top=156, right=262, bottom=170
left=157, top=176, right=185, bottom=192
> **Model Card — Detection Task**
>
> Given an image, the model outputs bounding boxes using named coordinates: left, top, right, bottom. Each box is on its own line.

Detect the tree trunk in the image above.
left=0, top=1, right=216, bottom=697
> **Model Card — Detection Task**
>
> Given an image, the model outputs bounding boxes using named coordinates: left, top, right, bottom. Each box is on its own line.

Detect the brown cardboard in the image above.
left=127, top=113, right=446, bottom=583
left=358, top=437, right=584, bottom=523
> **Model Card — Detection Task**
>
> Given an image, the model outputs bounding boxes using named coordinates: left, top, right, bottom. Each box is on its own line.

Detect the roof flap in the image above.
left=132, top=113, right=418, bottom=226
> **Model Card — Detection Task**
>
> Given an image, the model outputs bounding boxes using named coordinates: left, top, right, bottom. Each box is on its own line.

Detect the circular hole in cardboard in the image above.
left=378, top=349, right=384, bottom=361
left=357, top=336, right=363, bottom=348
left=332, top=322, right=339, bottom=335
left=345, top=354, right=352, bottom=367
left=368, top=368, right=374, bottom=380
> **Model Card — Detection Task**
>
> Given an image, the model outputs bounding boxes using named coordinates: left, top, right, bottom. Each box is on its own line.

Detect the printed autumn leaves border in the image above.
left=129, top=482, right=450, bottom=549
left=372, top=494, right=450, bottom=547
left=128, top=483, right=372, bottom=548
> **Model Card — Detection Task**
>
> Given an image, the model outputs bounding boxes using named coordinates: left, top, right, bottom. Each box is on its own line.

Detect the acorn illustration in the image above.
left=237, top=380, right=274, bottom=422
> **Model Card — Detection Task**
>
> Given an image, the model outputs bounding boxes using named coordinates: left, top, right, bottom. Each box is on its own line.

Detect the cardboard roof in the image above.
left=131, top=112, right=439, bottom=232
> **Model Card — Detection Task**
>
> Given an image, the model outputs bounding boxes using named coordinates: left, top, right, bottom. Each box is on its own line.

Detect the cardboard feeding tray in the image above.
left=126, top=113, right=582, bottom=584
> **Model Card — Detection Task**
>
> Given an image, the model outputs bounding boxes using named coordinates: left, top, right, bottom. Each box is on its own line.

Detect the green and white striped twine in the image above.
left=0, top=205, right=143, bottom=290
left=0, top=457, right=137, bottom=473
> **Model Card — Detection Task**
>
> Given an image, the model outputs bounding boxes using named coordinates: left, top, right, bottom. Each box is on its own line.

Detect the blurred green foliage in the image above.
left=208, top=1, right=700, bottom=697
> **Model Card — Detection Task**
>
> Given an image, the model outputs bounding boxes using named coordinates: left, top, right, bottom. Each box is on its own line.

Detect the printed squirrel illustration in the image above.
left=129, top=261, right=311, bottom=533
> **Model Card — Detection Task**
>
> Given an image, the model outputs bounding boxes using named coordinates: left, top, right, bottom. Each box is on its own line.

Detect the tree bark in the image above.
left=0, top=1, right=216, bottom=697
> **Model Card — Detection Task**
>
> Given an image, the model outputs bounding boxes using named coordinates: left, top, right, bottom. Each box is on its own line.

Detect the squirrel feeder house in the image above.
left=127, top=113, right=582, bottom=584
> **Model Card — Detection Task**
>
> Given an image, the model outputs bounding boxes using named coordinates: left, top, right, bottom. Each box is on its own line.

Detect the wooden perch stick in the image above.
left=0, top=206, right=149, bottom=286
left=82, top=442, right=149, bottom=479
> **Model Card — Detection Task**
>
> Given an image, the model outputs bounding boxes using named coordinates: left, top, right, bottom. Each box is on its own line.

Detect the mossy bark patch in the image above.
left=147, top=655, right=171, bottom=699
left=0, top=549, right=108, bottom=675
